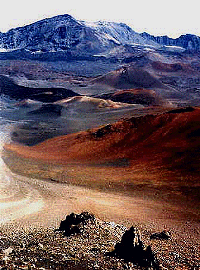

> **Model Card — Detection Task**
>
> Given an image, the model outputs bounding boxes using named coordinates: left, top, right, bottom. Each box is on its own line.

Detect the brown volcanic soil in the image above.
left=98, top=88, right=165, bottom=106
left=150, top=61, right=196, bottom=74
left=4, top=107, right=200, bottom=171
left=2, top=107, right=200, bottom=270
left=3, top=107, right=200, bottom=212
left=91, top=66, right=163, bottom=89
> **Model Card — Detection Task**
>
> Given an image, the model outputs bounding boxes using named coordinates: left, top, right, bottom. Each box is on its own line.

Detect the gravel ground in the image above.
left=0, top=216, right=199, bottom=270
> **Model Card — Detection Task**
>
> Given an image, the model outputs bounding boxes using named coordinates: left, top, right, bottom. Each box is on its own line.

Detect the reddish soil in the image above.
left=103, top=88, right=165, bottom=106
left=3, top=107, right=200, bottom=211
left=151, top=61, right=196, bottom=74
left=4, top=107, right=200, bottom=174
left=92, top=66, right=163, bottom=89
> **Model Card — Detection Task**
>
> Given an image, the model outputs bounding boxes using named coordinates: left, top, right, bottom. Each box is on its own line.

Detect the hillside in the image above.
left=4, top=107, right=200, bottom=175
left=0, top=75, right=79, bottom=101
left=92, top=66, right=163, bottom=89
left=96, top=89, right=164, bottom=106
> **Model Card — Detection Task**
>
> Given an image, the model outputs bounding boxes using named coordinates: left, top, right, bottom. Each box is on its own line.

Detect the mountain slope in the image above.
left=0, top=14, right=156, bottom=59
left=141, top=32, right=200, bottom=51
left=82, top=21, right=158, bottom=47
left=91, top=65, right=163, bottom=89
left=0, top=14, right=116, bottom=57
left=0, top=13, right=200, bottom=62
left=4, top=107, right=200, bottom=175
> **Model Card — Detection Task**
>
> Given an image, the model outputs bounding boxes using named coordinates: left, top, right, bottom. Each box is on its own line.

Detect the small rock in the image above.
left=90, top=247, right=100, bottom=253
left=3, top=247, right=13, bottom=256
left=150, top=230, right=171, bottom=240
left=38, top=243, right=44, bottom=249
left=3, top=255, right=9, bottom=262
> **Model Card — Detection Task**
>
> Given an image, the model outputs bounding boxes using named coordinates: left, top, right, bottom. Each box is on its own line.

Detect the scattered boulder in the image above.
left=107, top=226, right=160, bottom=269
left=150, top=230, right=171, bottom=240
left=56, top=212, right=94, bottom=236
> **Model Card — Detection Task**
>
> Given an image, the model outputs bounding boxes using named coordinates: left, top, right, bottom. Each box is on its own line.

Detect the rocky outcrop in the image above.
left=56, top=214, right=160, bottom=268
left=56, top=212, right=94, bottom=236
left=107, top=226, right=160, bottom=269
left=0, top=213, right=198, bottom=270
left=150, top=231, right=171, bottom=240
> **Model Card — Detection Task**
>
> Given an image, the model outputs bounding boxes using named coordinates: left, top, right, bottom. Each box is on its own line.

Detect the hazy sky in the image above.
left=0, top=0, right=199, bottom=38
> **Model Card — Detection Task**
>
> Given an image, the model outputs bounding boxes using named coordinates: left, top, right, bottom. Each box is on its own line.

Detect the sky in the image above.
left=0, top=0, right=199, bottom=38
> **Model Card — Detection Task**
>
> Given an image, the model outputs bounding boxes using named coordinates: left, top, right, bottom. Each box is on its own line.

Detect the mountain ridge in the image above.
left=140, top=32, right=200, bottom=52
left=0, top=13, right=199, bottom=62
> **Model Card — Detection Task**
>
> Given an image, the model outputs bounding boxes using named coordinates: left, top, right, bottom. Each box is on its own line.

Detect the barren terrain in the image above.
left=1, top=44, right=200, bottom=269
left=3, top=108, right=200, bottom=221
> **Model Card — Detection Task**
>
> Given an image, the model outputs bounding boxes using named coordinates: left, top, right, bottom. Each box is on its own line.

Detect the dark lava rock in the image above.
left=107, top=226, right=160, bottom=269
left=0, top=75, right=79, bottom=102
left=28, top=104, right=62, bottom=116
left=150, top=230, right=171, bottom=240
left=56, top=212, right=94, bottom=236
left=167, top=106, right=195, bottom=114
left=92, top=124, right=112, bottom=138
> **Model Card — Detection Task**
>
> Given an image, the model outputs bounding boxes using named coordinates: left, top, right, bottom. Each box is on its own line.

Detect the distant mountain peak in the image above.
left=140, top=32, right=200, bottom=51
left=82, top=20, right=158, bottom=47
left=0, top=13, right=199, bottom=62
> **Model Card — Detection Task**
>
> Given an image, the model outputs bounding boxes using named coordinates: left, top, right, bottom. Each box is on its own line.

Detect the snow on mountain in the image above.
left=0, top=14, right=159, bottom=59
left=82, top=20, right=159, bottom=47
left=0, top=14, right=199, bottom=61
left=0, top=14, right=116, bottom=55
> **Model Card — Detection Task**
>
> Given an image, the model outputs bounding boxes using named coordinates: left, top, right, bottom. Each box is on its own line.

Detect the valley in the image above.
left=0, top=13, right=199, bottom=269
